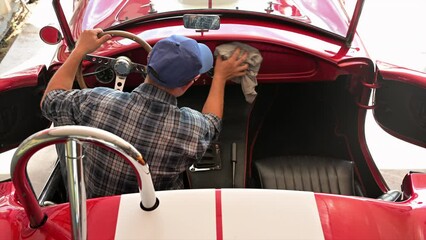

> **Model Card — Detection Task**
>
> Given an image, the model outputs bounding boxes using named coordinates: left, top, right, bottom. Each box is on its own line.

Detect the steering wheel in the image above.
left=76, top=30, right=152, bottom=91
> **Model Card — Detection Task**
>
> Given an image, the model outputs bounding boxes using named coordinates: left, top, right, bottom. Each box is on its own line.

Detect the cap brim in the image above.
left=197, top=43, right=213, bottom=74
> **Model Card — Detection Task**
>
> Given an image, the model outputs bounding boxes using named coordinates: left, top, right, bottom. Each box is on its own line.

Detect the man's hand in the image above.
left=73, top=28, right=112, bottom=57
left=40, top=29, right=111, bottom=108
left=213, top=48, right=249, bottom=84
left=202, top=48, right=249, bottom=119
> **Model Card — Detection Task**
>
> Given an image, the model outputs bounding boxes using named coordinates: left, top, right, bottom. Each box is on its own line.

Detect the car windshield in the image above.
left=85, top=0, right=355, bottom=38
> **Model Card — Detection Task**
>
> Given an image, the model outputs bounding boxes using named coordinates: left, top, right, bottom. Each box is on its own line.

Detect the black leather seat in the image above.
left=253, top=155, right=355, bottom=195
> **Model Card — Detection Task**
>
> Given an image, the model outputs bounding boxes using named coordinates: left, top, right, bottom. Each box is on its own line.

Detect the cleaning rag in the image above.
left=214, top=42, right=263, bottom=103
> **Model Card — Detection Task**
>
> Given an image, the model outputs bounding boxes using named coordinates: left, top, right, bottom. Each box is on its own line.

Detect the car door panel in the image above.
left=374, top=61, right=426, bottom=148
left=0, top=66, right=50, bottom=153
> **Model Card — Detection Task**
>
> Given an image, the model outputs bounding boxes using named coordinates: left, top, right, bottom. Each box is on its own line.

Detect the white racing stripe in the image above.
left=115, top=189, right=324, bottom=239
left=115, top=189, right=217, bottom=240
left=221, top=189, right=324, bottom=240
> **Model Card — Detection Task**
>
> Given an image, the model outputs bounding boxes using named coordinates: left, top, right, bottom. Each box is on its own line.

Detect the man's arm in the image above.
left=40, top=28, right=111, bottom=107
left=202, top=48, right=248, bottom=119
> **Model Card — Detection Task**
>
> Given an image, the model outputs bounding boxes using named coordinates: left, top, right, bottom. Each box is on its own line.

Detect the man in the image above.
left=41, top=28, right=248, bottom=198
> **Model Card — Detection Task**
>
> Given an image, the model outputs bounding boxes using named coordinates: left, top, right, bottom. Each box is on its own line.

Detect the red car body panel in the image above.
left=0, top=66, right=45, bottom=91
left=378, top=61, right=426, bottom=88
left=0, top=181, right=120, bottom=239
left=1, top=177, right=426, bottom=239
left=62, top=0, right=368, bottom=64
left=79, top=0, right=349, bottom=36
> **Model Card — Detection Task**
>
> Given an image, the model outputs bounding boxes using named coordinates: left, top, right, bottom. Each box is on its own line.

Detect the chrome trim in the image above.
left=65, top=139, right=86, bottom=240
left=10, top=126, right=158, bottom=232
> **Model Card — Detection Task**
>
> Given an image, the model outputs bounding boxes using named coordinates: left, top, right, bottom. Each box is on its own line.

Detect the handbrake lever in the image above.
left=232, top=142, right=237, bottom=188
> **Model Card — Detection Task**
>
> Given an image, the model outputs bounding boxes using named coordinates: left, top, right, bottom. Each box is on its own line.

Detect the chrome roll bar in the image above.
left=10, top=126, right=158, bottom=239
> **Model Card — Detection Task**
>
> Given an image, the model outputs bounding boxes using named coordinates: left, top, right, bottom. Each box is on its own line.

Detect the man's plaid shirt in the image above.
left=42, top=83, right=221, bottom=198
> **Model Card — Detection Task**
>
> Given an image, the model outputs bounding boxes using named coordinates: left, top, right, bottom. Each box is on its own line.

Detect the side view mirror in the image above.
left=183, top=14, right=220, bottom=30
left=39, top=25, right=63, bottom=45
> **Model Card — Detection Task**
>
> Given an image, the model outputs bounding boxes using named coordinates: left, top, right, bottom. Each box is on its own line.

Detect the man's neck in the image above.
left=144, top=77, right=184, bottom=97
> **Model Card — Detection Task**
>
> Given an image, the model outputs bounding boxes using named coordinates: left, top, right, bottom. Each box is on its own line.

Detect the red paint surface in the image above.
left=0, top=65, right=45, bottom=91
left=215, top=189, right=223, bottom=240
left=314, top=192, right=426, bottom=240
left=0, top=183, right=122, bottom=240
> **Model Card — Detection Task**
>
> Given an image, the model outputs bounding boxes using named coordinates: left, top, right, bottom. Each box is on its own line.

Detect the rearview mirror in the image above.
left=183, top=14, right=220, bottom=30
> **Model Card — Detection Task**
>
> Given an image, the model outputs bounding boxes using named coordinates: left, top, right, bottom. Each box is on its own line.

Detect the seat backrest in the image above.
left=253, top=155, right=355, bottom=195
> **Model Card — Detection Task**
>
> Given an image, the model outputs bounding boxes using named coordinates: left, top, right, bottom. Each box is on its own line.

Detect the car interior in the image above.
left=0, top=34, right=404, bottom=205
left=37, top=82, right=403, bottom=207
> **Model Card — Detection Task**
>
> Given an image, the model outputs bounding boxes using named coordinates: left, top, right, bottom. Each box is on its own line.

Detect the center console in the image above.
left=178, top=84, right=252, bottom=188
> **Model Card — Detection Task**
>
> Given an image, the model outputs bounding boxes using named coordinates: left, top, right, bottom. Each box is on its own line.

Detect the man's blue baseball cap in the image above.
left=147, top=35, right=213, bottom=88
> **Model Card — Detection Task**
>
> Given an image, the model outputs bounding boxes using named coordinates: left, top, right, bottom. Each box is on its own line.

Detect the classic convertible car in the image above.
left=1, top=0, right=426, bottom=239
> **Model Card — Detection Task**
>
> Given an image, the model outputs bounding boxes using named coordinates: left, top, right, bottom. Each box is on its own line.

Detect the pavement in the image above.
left=0, top=0, right=425, bottom=191
left=0, top=0, right=29, bottom=41
left=0, top=0, right=71, bottom=75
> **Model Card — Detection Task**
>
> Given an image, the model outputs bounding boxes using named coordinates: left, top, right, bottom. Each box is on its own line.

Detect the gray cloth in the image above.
left=214, top=42, right=263, bottom=103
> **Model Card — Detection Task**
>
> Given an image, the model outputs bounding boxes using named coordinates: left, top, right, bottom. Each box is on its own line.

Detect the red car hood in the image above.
left=74, top=0, right=350, bottom=37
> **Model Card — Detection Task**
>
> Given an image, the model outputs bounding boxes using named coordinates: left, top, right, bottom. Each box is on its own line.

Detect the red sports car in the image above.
left=0, top=0, right=425, bottom=239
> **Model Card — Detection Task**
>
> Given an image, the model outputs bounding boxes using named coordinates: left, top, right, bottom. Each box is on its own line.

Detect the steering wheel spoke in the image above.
left=132, top=62, right=147, bottom=75
left=84, top=54, right=117, bottom=67
left=114, top=75, right=127, bottom=91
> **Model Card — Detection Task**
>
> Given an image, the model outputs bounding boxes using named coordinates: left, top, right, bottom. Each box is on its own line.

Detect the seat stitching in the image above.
left=274, top=161, right=279, bottom=189
left=282, top=161, right=287, bottom=189
left=308, top=161, right=313, bottom=192
left=291, top=161, right=296, bottom=190
left=299, top=161, right=304, bottom=191
left=332, top=162, right=341, bottom=194
left=326, top=161, right=331, bottom=193
left=258, top=166, right=264, bottom=188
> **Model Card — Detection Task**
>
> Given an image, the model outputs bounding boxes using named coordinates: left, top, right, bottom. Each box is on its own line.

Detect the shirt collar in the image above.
left=133, top=83, right=177, bottom=106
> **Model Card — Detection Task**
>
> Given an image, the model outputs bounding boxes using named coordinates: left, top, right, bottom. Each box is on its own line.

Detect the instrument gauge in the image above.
left=95, top=66, right=115, bottom=84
